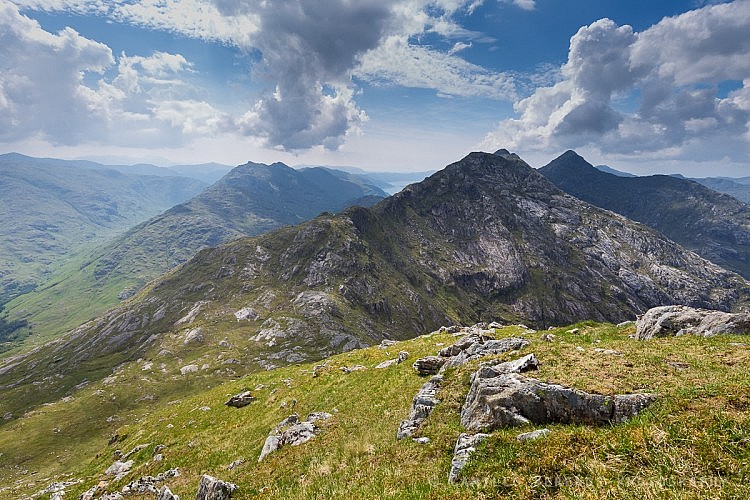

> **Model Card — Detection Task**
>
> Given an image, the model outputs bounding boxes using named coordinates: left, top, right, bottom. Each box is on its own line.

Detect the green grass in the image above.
left=1, top=323, right=749, bottom=499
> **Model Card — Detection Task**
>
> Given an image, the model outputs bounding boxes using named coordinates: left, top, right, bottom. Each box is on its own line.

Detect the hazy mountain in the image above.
left=2, top=162, right=387, bottom=348
left=539, top=150, right=750, bottom=279
left=692, top=177, right=750, bottom=204
left=167, top=162, right=234, bottom=184
left=0, top=153, right=206, bottom=305
left=594, top=164, right=636, bottom=177
left=1, top=151, right=744, bottom=420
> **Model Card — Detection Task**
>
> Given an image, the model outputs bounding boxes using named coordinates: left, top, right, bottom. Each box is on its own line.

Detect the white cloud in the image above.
left=0, top=1, right=233, bottom=148
left=484, top=1, right=750, bottom=161
left=357, top=35, right=515, bottom=100
left=11, top=0, right=517, bottom=152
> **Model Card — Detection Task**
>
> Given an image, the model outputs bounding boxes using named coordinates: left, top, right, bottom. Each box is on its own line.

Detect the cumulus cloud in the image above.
left=484, top=0, right=750, bottom=159
left=0, top=1, right=232, bottom=147
left=11, top=0, right=518, bottom=152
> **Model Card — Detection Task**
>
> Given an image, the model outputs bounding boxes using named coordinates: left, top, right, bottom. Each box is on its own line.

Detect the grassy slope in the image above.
left=1, top=323, right=748, bottom=499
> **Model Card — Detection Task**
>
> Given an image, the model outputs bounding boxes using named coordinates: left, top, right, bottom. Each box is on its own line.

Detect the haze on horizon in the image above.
left=1, top=0, right=749, bottom=177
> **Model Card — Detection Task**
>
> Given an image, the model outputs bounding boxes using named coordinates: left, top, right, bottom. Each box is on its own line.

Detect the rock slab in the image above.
left=224, top=391, right=255, bottom=408
left=258, top=412, right=332, bottom=462
left=397, top=375, right=442, bottom=439
left=636, top=305, right=750, bottom=339
left=461, top=372, right=657, bottom=431
left=448, top=433, right=490, bottom=484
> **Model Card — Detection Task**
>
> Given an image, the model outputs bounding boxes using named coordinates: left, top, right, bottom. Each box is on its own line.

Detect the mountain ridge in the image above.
left=1, top=150, right=745, bottom=424
left=539, top=150, right=750, bottom=279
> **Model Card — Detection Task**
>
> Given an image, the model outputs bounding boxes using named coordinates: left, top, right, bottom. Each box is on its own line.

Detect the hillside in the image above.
left=540, top=151, right=750, bottom=279
left=1, top=162, right=387, bottom=350
left=1, top=322, right=749, bottom=498
left=0, top=151, right=745, bottom=425
left=0, top=153, right=206, bottom=306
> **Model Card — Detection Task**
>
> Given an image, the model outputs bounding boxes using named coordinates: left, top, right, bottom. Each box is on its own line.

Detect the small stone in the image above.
left=541, top=334, right=555, bottom=342
left=516, top=428, right=551, bottom=441
left=397, top=351, right=409, bottom=363
left=567, top=328, right=580, bottom=334
left=412, top=437, right=430, bottom=444
left=225, top=391, right=255, bottom=408
left=375, top=359, right=397, bottom=369
left=153, top=454, right=164, bottom=462
left=575, top=346, right=585, bottom=352
left=227, top=458, right=245, bottom=471
left=157, top=485, right=179, bottom=500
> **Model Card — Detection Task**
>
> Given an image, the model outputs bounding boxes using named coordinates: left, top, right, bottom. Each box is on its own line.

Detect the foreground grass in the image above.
left=1, top=323, right=749, bottom=499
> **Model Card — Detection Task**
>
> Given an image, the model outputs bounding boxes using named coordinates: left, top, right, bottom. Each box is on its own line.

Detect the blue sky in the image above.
left=1, top=0, right=749, bottom=176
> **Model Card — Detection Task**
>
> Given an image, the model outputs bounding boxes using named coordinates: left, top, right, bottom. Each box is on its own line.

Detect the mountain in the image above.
left=1, top=151, right=745, bottom=423
left=539, top=150, right=750, bottom=279
left=0, top=153, right=207, bottom=305
left=2, top=162, right=388, bottom=349
left=594, top=164, right=636, bottom=177
left=692, top=177, right=750, bottom=204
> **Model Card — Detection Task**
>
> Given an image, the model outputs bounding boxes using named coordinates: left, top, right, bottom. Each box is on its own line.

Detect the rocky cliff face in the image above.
left=540, top=150, right=750, bottom=279
left=1, top=151, right=747, bottom=419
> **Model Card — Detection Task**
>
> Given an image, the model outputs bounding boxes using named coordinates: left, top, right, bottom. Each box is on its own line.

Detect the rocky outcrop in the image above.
left=397, top=375, right=442, bottom=439
left=196, top=474, right=237, bottom=499
left=258, top=412, right=333, bottom=462
left=224, top=391, right=255, bottom=408
left=448, top=433, right=490, bottom=484
left=461, top=372, right=657, bottom=431
left=636, top=305, right=750, bottom=339
left=412, top=356, right=446, bottom=375
left=104, top=459, right=134, bottom=480
left=441, top=335, right=530, bottom=369
left=121, top=468, right=180, bottom=495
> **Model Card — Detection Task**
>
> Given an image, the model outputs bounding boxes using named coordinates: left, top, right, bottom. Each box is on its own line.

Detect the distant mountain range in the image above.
left=0, top=153, right=207, bottom=305
left=2, top=161, right=386, bottom=349
left=2, top=150, right=744, bottom=423
left=540, top=150, right=750, bottom=279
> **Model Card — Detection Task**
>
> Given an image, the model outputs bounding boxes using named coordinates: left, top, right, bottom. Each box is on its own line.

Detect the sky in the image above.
left=1, top=0, right=749, bottom=176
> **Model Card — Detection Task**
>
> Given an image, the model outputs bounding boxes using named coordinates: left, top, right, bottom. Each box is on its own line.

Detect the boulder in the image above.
left=183, top=327, right=204, bottom=345
left=105, top=459, right=134, bottom=480
left=448, top=433, right=490, bottom=484
left=461, top=372, right=657, bottom=431
left=180, top=364, right=199, bottom=375
left=195, top=474, right=237, bottom=499
left=636, top=305, right=750, bottom=339
left=224, top=391, right=255, bottom=408
left=258, top=412, right=332, bottom=462
left=397, top=375, right=442, bottom=439
left=412, top=356, right=447, bottom=375
left=472, top=353, right=538, bottom=379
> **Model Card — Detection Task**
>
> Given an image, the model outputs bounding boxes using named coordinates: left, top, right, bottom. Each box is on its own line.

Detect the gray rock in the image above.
left=379, top=339, right=398, bottom=348
left=180, top=364, right=199, bottom=375
left=473, top=353, right=538, bottom=379
left=224, top=391, right=255, bottom=408
left=375, top=358, right=397, bottom=369
left=636, top=305, right=750, bottom=339
left=195, top=474, right=237, bottom=499
left=234, top=307, right=260, bottom=321
left=397, top=375, right=443, bottom=439
left=105, top=459, right=134, bottom=480
left=461, top=372, right=657, bottom=431
left=397, top=351, right=409, bottom=363
left=158, top=485, right=179, bottom=500
left=258, top=412, right=332, bottom=462
left=226, top=458, right=245, bottom=471
left=448, top=433, right=490, bottom=483
left=412, top=356, right=447, bottom=375
left=121, top=468, right=181, bottom=495
left=183, top=327, right=205, bottom=345
left=412, top=437, right=430, bottom=444
left=517, top=428, right=551, bottom=441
